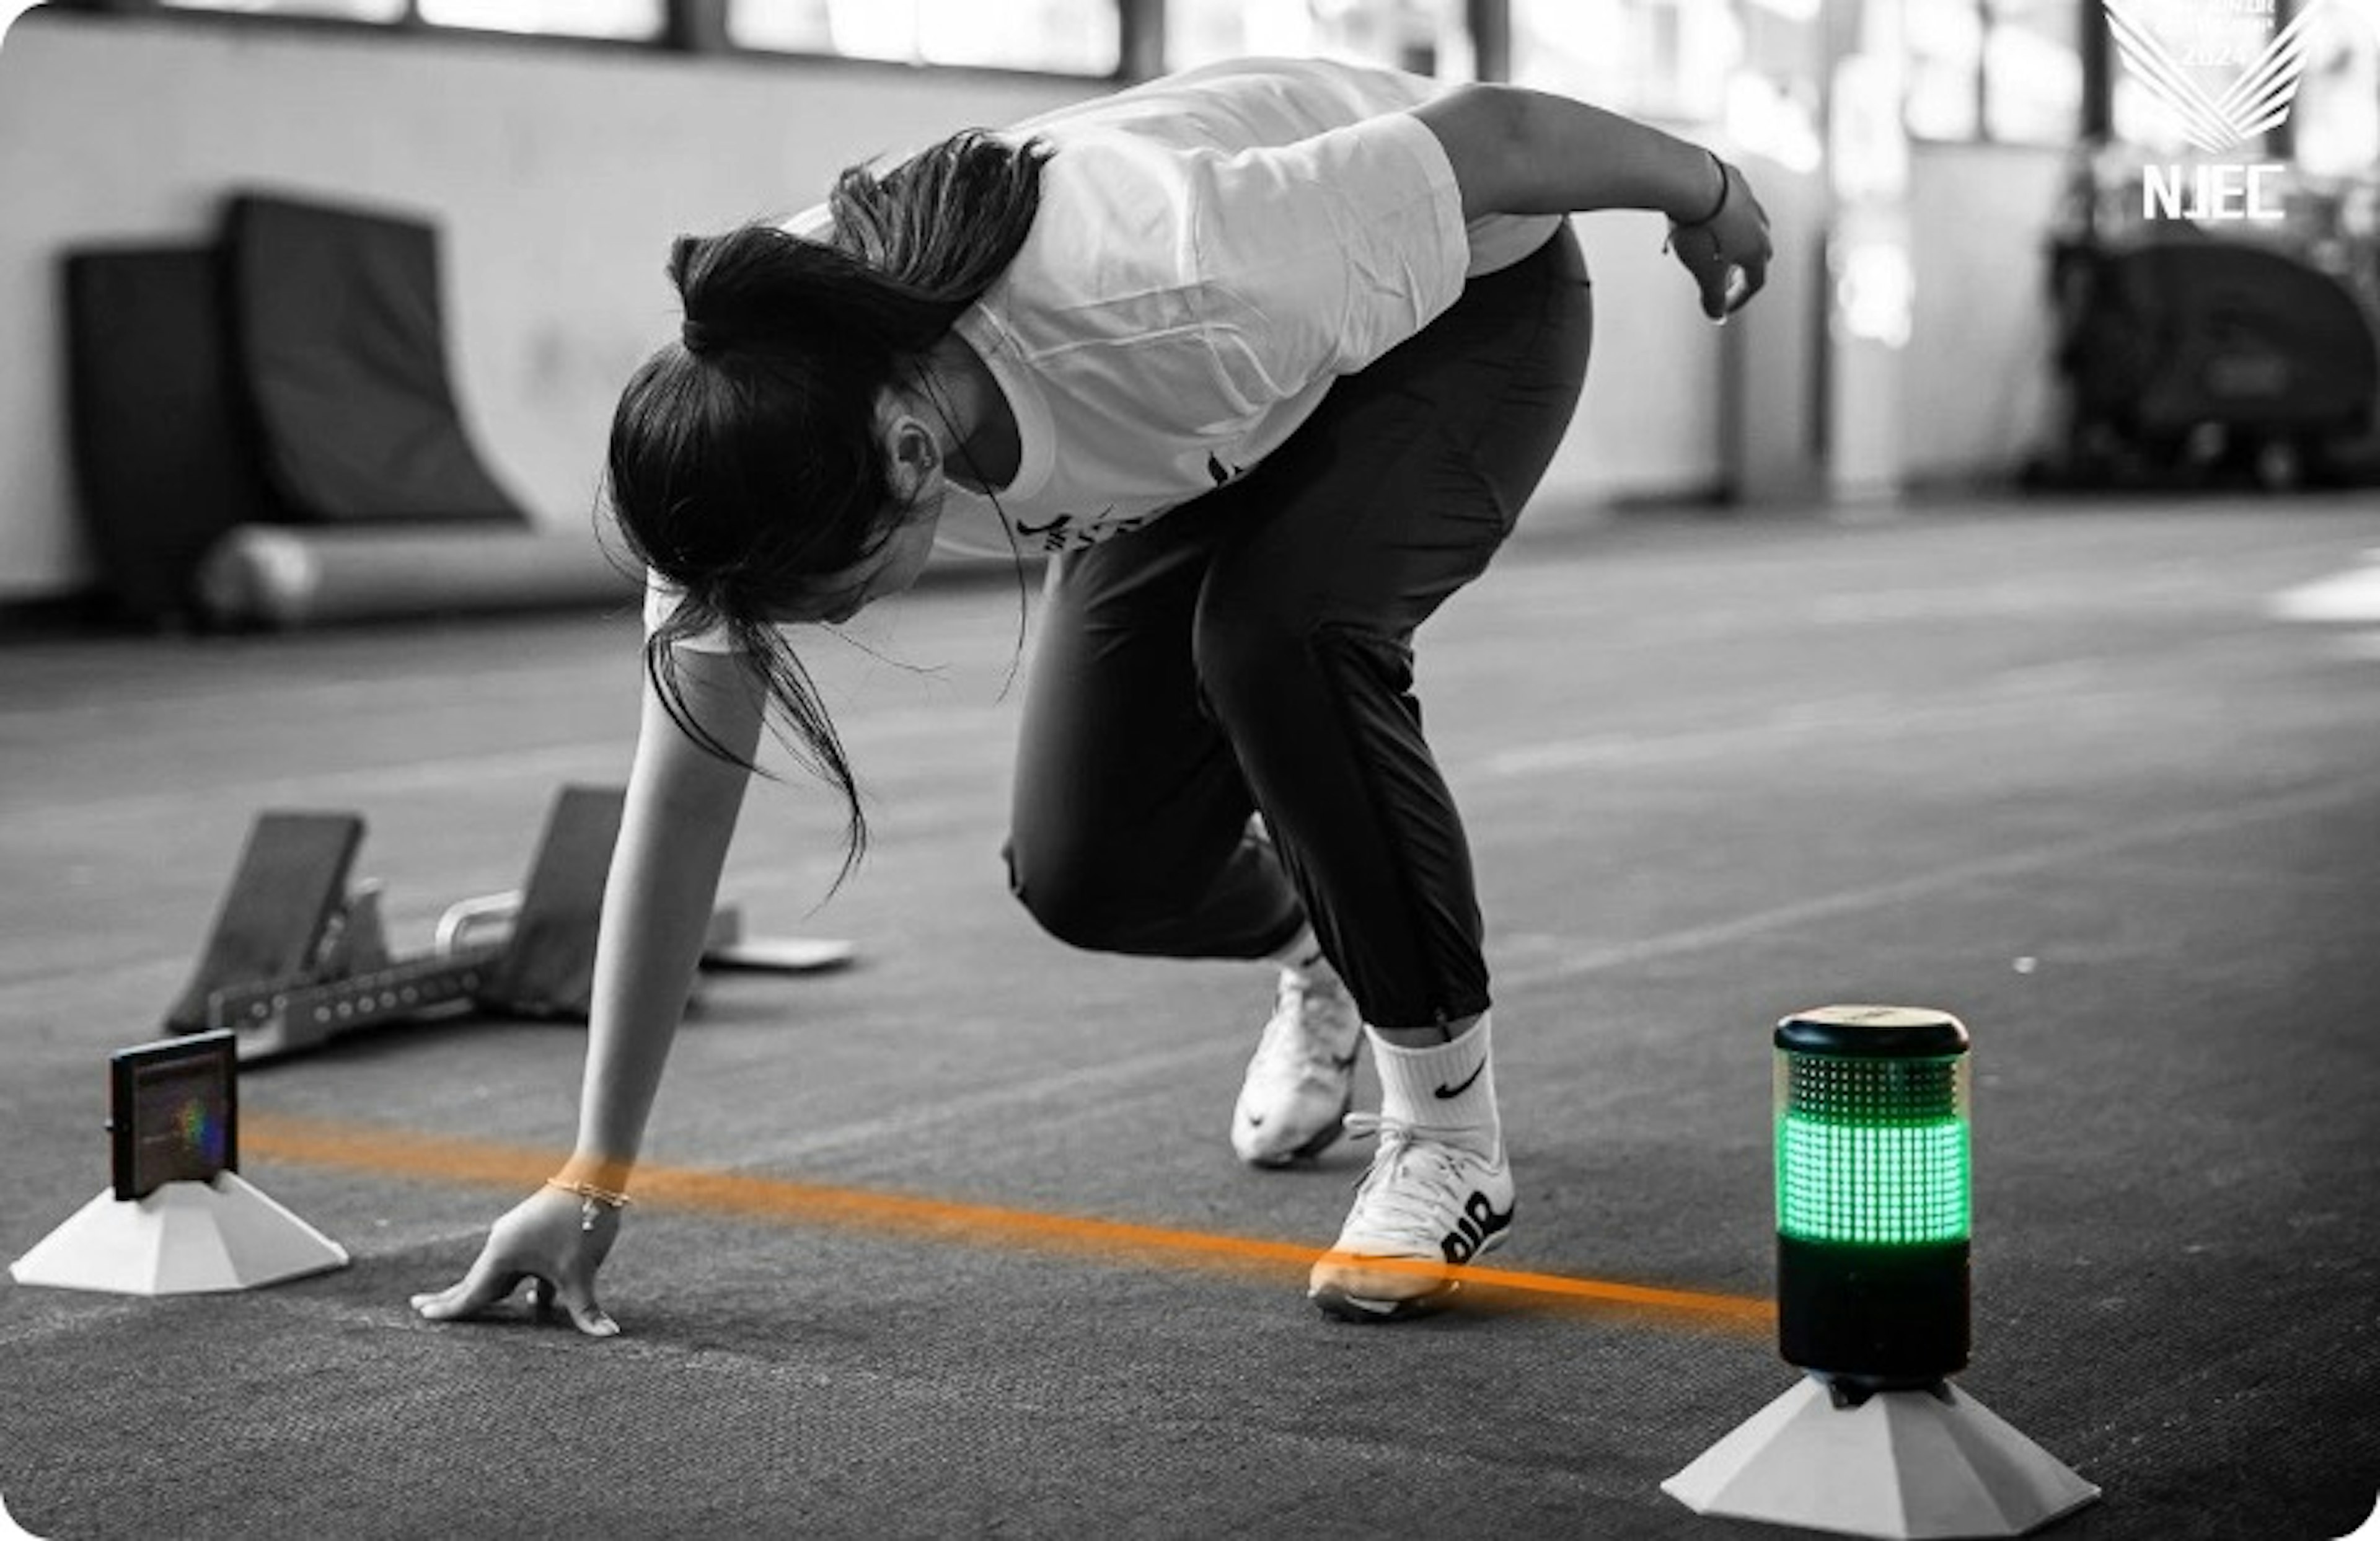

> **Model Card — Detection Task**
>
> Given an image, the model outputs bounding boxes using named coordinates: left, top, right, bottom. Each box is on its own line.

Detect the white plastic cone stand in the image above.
left=9, top=1173, right=348, bottom=1296
left=0, top=1486, right=52, bottom=1541
left=1663, top=1377, right=2100, bottom=1539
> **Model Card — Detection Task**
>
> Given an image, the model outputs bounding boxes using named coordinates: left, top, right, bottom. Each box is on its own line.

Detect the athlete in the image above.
left=412, top=55, right=1771, bottom=1336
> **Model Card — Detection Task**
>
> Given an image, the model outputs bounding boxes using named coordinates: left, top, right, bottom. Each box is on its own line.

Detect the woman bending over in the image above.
left=413, top=55, right=1771, bottom=1335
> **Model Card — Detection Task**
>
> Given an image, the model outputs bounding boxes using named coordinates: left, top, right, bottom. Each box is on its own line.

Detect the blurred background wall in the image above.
left=1, top=0, right=2374, bottom=607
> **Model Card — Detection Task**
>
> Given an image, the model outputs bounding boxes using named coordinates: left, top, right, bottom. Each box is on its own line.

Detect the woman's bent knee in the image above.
left=1003, top=836, right=1151, bottom=953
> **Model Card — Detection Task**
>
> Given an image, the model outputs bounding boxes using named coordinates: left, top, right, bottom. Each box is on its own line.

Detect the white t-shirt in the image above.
left=647, top=57, right=1562, bottom=642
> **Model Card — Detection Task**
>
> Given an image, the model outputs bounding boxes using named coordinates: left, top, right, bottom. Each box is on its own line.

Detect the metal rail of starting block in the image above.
left=164, top=785, right=853, bottom=1064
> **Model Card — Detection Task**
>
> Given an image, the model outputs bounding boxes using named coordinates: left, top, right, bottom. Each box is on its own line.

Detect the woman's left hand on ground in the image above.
left=408, top=1185, right=624, bottom=1338
left=1668, top=158, right=1773, bottom=322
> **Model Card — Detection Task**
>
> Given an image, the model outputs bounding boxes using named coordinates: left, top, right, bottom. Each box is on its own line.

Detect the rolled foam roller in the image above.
left=196, top=523, right=633, bottom=629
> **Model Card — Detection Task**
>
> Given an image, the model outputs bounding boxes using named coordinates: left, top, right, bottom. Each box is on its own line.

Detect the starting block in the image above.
left=165, top=785, right=855, bottom=1064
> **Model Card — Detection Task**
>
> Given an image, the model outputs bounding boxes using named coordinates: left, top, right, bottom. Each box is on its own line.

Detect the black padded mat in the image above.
left=226, top=192, right=524, bottom=526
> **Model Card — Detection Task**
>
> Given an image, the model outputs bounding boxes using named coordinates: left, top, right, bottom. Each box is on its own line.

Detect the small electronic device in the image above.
left=108, top=1030, right=238, bottom=1202
left=12, top=1028, right=343, bottom=1294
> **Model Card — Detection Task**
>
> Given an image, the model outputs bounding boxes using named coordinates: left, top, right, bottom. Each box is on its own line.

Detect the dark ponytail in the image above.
left=829, top=130, right=1051, bottom=302
left=606, top=131, right=1051, bottom=887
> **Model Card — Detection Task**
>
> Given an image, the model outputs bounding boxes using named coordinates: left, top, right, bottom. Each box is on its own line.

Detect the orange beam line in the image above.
left=245, top=1113, right=1774, bottom=1333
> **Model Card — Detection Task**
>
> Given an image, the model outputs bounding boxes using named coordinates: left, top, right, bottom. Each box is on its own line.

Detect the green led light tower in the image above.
left=1663, top=1005, right=2100, bottom=1539
left=1776, top=1005, right=1972, bottom=1384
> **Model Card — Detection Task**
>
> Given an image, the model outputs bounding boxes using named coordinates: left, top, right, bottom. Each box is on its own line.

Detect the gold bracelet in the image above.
left=545, top=1177, right=632, bottom=1231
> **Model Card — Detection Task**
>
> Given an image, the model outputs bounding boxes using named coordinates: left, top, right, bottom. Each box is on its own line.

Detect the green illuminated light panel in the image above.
left=1776, top=1056, right=1971, bottom=1246
left=1778, top=1117, right=1969, bottom=1243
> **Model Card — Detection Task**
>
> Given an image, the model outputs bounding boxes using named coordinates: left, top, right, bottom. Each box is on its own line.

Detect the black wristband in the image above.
left=1683, top=151, right=1730, bottom=227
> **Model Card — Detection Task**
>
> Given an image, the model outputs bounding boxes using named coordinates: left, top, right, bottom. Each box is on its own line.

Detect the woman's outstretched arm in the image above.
left=1413, top=84, right=1773, bottom=317
left=412, top=647, right=764, bottom=1338
left=570, top=648, right=765, bottom=1178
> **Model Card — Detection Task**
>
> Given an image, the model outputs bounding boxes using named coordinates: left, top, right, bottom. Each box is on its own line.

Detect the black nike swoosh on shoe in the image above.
left=1432, top=1061, right=1485, bottom=1100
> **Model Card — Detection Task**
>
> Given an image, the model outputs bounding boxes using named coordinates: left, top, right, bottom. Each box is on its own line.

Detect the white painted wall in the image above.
left=1902, top=142, right=2071, bottom=485
left=6, top=10, right=2062, bottom=605
left=0, top=11, right=1098, bottom=601
left=1554, top=209, right=1731, bottom=505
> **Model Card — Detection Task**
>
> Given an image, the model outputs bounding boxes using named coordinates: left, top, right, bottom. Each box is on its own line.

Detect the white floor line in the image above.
left=20, top=746, right=2376, bottom=1235
left=1461, top=681, right=2174, bottom=779
left=1493, top=768, right=2380, bottom=993
left=432, top=766, right=2380, bottom=1196
left=1, top=741, right=629, bottom=828
left=9, top=766, right=2349, bottom=1278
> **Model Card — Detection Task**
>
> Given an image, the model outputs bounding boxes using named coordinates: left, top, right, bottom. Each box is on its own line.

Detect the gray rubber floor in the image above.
left=2, top=495, right=2376, bottom=1540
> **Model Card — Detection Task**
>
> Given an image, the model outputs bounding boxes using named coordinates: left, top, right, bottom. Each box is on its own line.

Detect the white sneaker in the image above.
left=1230, top=965, right=1363, bottom=1167
left=1307, top=1115, right=1514, bottom=1322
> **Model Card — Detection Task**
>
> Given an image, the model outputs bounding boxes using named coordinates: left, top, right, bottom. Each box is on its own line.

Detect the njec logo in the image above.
left=2104, top=0, right=2324, bottom=219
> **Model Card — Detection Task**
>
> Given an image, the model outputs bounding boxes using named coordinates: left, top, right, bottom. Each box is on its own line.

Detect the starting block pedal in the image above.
left=164, top=812, right=369, bottom=1035
left=166, top=785, right=855, bottom=1064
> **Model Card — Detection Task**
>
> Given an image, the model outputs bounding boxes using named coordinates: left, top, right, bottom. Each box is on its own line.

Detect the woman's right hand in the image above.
left=410, top=1185, right=624, bottom=1338
left=1668, top=158, right=1773, bottom=321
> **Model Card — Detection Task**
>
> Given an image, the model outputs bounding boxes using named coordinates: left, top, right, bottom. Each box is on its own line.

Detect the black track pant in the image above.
left=1005, top=226, right=1592, bottom=1031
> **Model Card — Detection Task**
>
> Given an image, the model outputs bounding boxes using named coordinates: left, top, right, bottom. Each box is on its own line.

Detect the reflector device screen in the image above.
left=110, top=1030, right=239, bottom=1202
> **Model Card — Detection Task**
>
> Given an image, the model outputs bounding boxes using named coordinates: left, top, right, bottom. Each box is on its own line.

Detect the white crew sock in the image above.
left=1368, top=1013, right=1501, bottom=1157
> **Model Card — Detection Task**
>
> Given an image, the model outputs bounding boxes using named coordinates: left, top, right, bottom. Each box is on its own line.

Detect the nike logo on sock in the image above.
left=1432, top=1061, right=1485, bottom=1100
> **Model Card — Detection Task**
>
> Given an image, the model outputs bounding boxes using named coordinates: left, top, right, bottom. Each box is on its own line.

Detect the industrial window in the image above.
left=155, top=0, right=666, bottom=35
left=1906, top=0, right=2083, bottom=144
left=726, top=0, right=1121, bottom=74
left=1982, top=0, right=2081, bottom=144
left=156, top=0, right=408, bottom=20
left=141, top=0, right=1117, bottom=69
left=1510, top=0, right=1740, bottom=122
left=416, top=0, right=665, bottom=40
left=1906, top=0, right=1985, bottom=139
left=2288, top=1, right=2380, bottom=175
left=1166, top=0, right=1475, bottom=79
